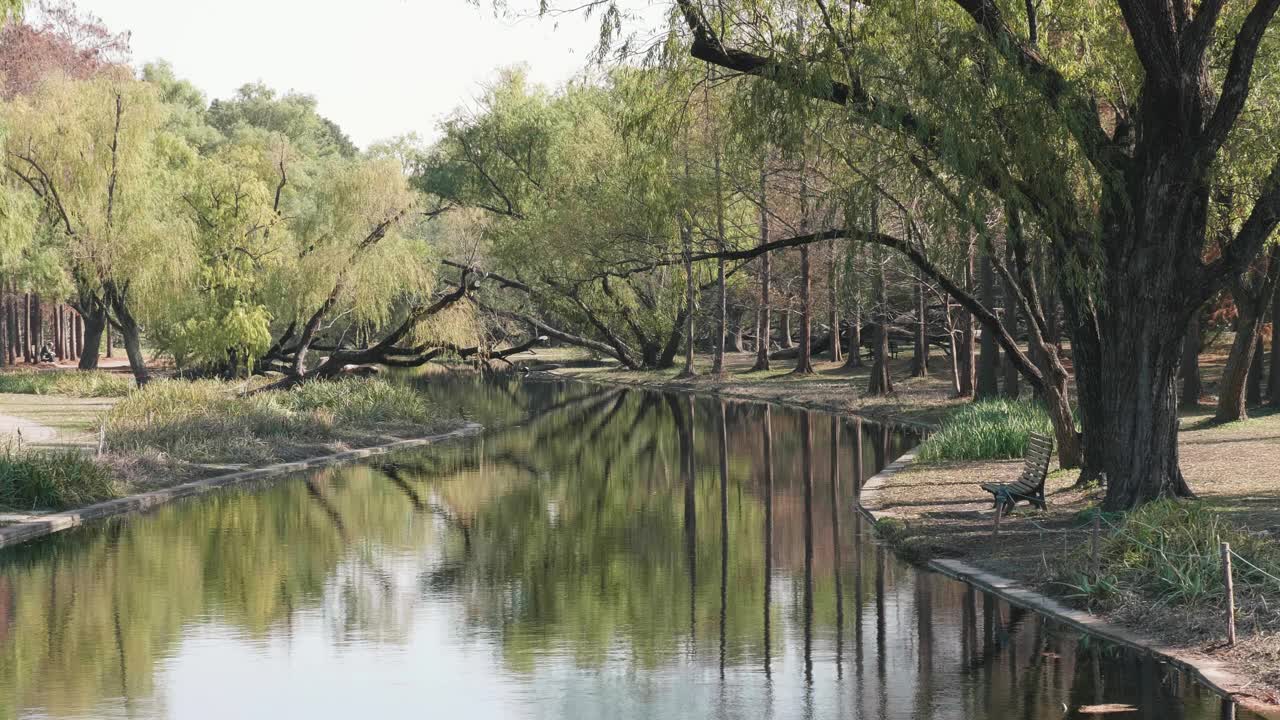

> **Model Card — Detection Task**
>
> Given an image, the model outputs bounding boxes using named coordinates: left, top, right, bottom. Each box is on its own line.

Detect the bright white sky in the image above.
left=72, top=0, right=649, bottom=149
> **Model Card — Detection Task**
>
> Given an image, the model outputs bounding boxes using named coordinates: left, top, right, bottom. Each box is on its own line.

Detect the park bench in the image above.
left=979, top=432, right=1052, bottom=514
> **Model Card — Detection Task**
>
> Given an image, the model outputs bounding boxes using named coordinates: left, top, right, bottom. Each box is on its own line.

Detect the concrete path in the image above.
left=0, top=411, right=58, bottom=446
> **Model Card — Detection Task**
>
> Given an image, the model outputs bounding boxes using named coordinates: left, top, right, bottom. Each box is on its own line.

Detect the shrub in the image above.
left=0, top=370, right=133, bottom=397
left=916, top=398, right=1057, bottom=462
left=0, top=445, right=119, bottom=510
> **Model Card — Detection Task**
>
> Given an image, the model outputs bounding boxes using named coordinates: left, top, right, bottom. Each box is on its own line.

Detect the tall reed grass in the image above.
left=0, top=444, right=118, bottom=510
left=916, top=398, right=1057, bottom=462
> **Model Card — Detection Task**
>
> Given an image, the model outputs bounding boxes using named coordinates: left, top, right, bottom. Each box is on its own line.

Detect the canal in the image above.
left=0, top=377, right=1255, bottom=719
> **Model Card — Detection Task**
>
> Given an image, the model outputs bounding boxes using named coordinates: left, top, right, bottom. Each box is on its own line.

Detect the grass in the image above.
left=0, top=444, right=119, bottom=510
left=0, top=369, right=133, bottom=398
left=916, top=397, right=1057, bottom=462
left=104, top=377, right=444, bottom=467
left=1054, top=500, right=1280, bottom=639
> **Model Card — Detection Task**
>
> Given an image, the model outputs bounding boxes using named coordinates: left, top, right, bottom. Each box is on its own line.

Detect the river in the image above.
left=0, top=376, right=1256, bottom=719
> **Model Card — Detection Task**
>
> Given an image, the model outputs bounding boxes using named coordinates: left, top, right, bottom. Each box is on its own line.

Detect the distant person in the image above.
left=38, top=342, right=55, bottom=363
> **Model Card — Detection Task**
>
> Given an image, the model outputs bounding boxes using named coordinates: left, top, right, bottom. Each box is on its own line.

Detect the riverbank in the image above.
left=860, top=409, right=1280, bottom=713
left=0, top=374, right=469, bottom=527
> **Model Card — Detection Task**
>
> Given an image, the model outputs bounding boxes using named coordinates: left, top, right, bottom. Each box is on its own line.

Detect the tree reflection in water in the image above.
left=0, top=375, right=1258, bottom=720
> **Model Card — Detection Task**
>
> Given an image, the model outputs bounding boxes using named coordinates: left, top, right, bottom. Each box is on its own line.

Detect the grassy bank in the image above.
left=1054, top=501, right=1280, bottom=643
left=0, top=376, right=456, bottom=510
left=0, top=369, right=133, bottom=398
left=915, top=398, right=1059, bottom=462
left=105, top=377, right=448, bottom=469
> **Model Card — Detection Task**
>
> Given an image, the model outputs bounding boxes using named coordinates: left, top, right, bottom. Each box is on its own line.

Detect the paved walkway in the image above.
left=0, top=412, right=58, bottom=446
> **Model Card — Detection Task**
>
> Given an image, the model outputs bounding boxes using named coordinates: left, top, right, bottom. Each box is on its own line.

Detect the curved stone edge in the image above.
left=0, top=422, right=483, bottom=551
left=856, top=449, right=1280, bottom=718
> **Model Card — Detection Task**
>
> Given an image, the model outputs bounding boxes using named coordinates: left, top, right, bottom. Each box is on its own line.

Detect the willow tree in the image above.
left=4, top=70, right=189, bottom=383
left=422, top=69, right=717, bottom=370
left=600, top=0, right=1280, bottom=509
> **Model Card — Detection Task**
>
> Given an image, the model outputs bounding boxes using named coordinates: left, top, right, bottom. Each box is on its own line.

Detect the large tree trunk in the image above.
left=658, top=305, right=687, bottom=370
left=1247, top=339, right=1265, bottom=407
left=1215, top=261, right=1279, bottom=422
left=911, top=279, right=928, bottom=377
left=976, top=251, right=1000, bottom=399
left=1179, top=313, right=1203, bottom=409
left=77, top=302, right=107, bottom=370
left=106, top=285, right=149, bottom=385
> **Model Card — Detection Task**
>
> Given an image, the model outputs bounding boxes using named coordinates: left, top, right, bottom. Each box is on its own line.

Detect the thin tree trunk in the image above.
left=73, top=312, right=83, bottom=360
left=1271, top=284, right=1280, bottom=407
left=678, top=223, right=697, bottom=379
left=795, top=250, right=814, bottom=374
left=958, top=242, right=976, bottom=398
left=794, top=162, right=814, bottom=376
left=7, top=286, right=17, bottom=365
left=843, top=244, right=863, bottom=369
left=53, top=302, right=63, bottom=358
left=0, top=290, right=7, bottom=368
left=711, top=102, right=727, bottom=376
left=753, top=167, right=771, bottom=372
left=32, top=294, right=43, bottom=360
left=867, top=203, right=892, bottom=395
left=1000, top=243, right=1019, bottom=398
left=22, top=293, right=31, bottom=363
left=911, top=279, right=928, bottom=377
left=828, top=239, right=842, bottom=363
left=780, top=298, right=795, bottom=350
left=976, top=250, right=1000, bottom=399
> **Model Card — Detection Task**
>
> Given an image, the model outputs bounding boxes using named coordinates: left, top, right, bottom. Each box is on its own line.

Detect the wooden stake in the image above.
left=1221, top=542, right=1236, bottom=646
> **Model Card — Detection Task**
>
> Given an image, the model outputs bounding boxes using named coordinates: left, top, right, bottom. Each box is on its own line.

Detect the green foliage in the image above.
left=0, top=444, right=118, bottom=510
left=0, top=370, right=133, bottom=397
left=104, top=377, right=443, bottom=466
left=916, top=398, right=1057, bottom=462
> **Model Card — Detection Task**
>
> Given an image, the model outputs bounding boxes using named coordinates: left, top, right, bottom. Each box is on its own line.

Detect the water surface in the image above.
left=0, top=377, right=1254, bottom=719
